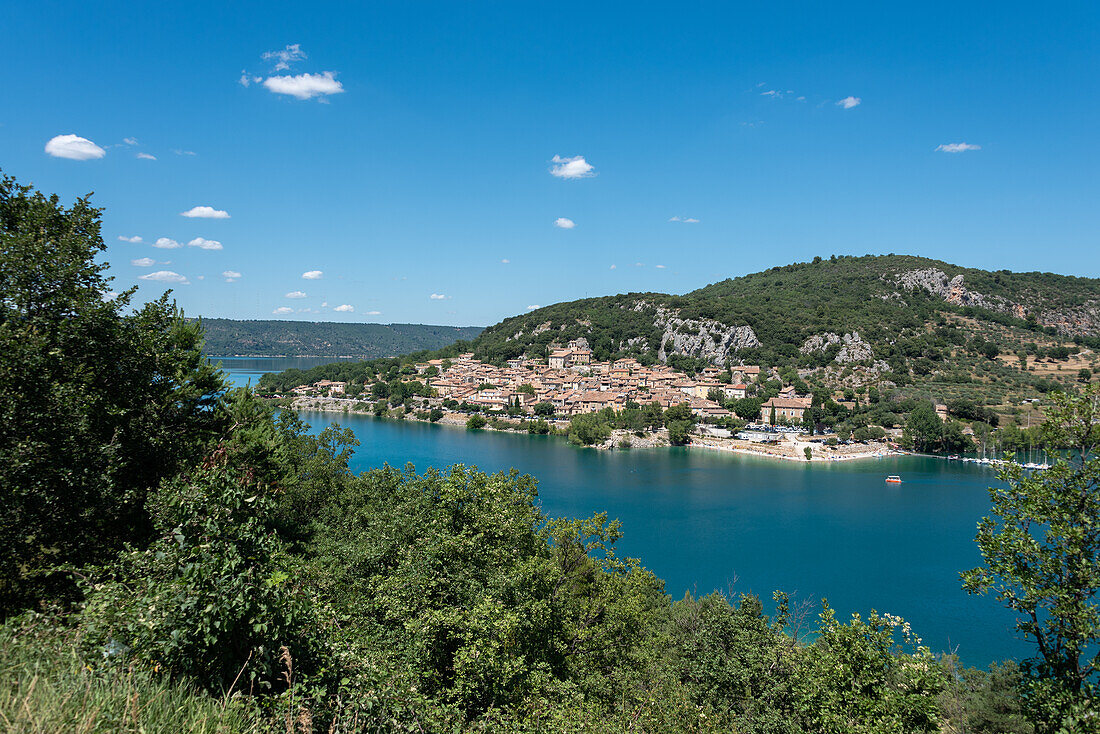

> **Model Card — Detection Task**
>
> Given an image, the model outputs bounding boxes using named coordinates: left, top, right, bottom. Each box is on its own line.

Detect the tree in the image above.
left=666, top=420, right=693, bottom=446
left=466, top=415, right=487, bottom=430
left=664, top=403, right=694, bottom=424
left=533, top=401, right=555, bottom=417
left=429, top=408, right=444, bottom=422
left=568, top=413, right=611, bottom=446
left=733, top=397, right=764, bottom=421
left=905, top=402, right=943, bottom=453
left=962, top=385, right=1100, bottom=729
left=0, top=172, right=227, bottom=616
left=1080, top=368, right=1093, bottom=383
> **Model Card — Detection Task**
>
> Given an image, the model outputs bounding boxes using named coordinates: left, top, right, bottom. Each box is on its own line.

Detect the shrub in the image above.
left=79, top=464, right=325, bottom=693
left=466, top=415, right=487, bottom=430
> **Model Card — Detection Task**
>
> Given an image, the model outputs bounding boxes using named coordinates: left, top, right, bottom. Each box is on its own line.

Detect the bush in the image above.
left=79, top=463, right=325, bottom=693
left=568, top=413, right=612, bottom=445
left=466, top=414, right=487, bottom=430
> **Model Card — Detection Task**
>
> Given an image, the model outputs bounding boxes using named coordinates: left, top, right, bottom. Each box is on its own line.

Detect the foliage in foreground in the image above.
left=0, top=619, right=263, bottom=733
left=0, top=169, right=1074, bottom=732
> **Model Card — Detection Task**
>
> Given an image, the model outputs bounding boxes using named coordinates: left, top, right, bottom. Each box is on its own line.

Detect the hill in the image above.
left=470, top=254, right=1100, bottom=367
left=196, top=318, right=483, bottom=358
left=260, top=255, right=1100, bottom=414
left=457, top=254, right=1099, bottom=406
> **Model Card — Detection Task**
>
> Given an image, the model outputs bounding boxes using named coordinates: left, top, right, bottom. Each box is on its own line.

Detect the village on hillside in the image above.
left=288, top=339, right=825, bottom=425
left=278, top=339, right=922, bottom=463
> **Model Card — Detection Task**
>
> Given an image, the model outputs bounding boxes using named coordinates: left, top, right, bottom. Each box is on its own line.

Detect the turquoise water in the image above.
left=220, top=358, right=1028, bottom=667
left=213, top=356, right=357, bottom=389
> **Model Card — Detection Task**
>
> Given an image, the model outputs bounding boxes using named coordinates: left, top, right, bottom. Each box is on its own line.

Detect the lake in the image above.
left=214, top=356, right=358, bottom=389
left=219, top=356, right=1029, bottom=667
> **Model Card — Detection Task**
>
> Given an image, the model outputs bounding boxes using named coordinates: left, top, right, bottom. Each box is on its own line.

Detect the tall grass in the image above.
left=0, top=618, right=263, bottom=733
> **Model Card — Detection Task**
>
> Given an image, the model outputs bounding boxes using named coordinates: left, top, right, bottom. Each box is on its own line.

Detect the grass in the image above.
left=0, top=618, right=264, bottom=734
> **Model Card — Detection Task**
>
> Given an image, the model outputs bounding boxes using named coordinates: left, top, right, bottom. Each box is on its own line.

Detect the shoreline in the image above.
left=289, top=397, right=900, bottom=464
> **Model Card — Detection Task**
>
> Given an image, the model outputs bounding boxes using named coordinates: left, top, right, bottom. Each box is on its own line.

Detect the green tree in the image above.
left=962, top=386, right=1100, bottom=730
left=533, top=401, right=555, bottom=417
left=0, top=173, right=227, bottom=616
left=905, top=401, right=943, bottom=453
left=667, top=420, right=693, bottom=446
left=568, top=413, right=611, bottom=446
left=466, top=414, right=487, bottom=430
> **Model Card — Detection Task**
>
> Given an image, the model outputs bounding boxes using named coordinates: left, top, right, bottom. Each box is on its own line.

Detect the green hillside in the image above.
left=469, top=254, right=1100, bottom=369
left=196, top=318, right=482, bottom=357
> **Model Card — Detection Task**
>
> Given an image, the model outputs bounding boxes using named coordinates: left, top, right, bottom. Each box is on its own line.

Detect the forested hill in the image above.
left=467, top=254, right=1100, bottom=370
left=197, top=318, right=483, bottom=357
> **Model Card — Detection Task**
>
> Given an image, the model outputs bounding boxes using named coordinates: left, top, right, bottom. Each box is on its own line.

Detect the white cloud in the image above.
left=936, top=142, right=982, bottom=153
left=609, top=264, right=616, bottom=270
left=655, top=264, right=667, bottom=269
left=263, top=43, right=306, bottom=71
left=130, top=257, right=156, bottom=267
left=273, top=306, right=293, bottom=315
left=761, top=89, right=780, bottom=97
left=187, top=237, right=223, bottom=250
left=222, top=270, right=242, bottom=282
left=180, top=206, right=230, bottom=219
left=526, top=305, right=540, bottom=310
left=122, top=137, right=139, bottom=146
left=172, top=149, right=197, bottom=156
left=45, top=134, right=106, bottom=160
left=320, top=301, right=328, bottom=307
left=669, top=216, right=699, bottom=223
left=153, top=237, right=182, bottom=249
left=302, top=270, right=323, bottom=279
left=263, top=72, right=344, bottom=100
left=635, top=262, right=644, bottom=267
left=837, top=96, right=861, bottom=109
left=196, top=275, right=205, bottom=280
left=334, top=304, right=354, bottom=312
left=500, top=258, right=510, bottom=264
left=139, top=270, right=189, bottom=284
left=136, top=152, right=156, bottom=160
left=554, top=217, right=576, bottom=229
left=550, top=155, right=595, bottom=179
left=430, top=293, right=447, bottom=300
left=285, top=290, right=307, bottom=299
left=118, top=235, right=143, bottom=243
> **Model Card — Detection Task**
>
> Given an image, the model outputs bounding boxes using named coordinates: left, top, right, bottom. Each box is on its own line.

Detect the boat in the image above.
left=885, top=475, right=902, bottom=483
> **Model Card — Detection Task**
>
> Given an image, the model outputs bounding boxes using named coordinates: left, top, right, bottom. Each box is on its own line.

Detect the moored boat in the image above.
left=886, top=475, right=902, bottom=483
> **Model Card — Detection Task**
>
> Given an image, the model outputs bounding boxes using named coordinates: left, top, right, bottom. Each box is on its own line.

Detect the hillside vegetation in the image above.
left=461, top=255, right=1099, bottom=407
left=197, top=317, right=482, bottom=357
left=472, top=254, right=1100, bottom=366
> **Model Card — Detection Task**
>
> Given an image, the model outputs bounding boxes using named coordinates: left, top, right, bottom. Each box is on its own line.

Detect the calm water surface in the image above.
left=214, top=356, right=356, bottom=389
left=221, top=358, right=1028, bottom=667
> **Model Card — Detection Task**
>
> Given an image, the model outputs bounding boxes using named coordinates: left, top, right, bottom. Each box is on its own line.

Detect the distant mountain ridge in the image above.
left=197, top=318, right=483, bottom=358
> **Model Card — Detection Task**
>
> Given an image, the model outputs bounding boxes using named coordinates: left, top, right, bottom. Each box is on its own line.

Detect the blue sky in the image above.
left=3, top=1, right=1098, bottom=327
